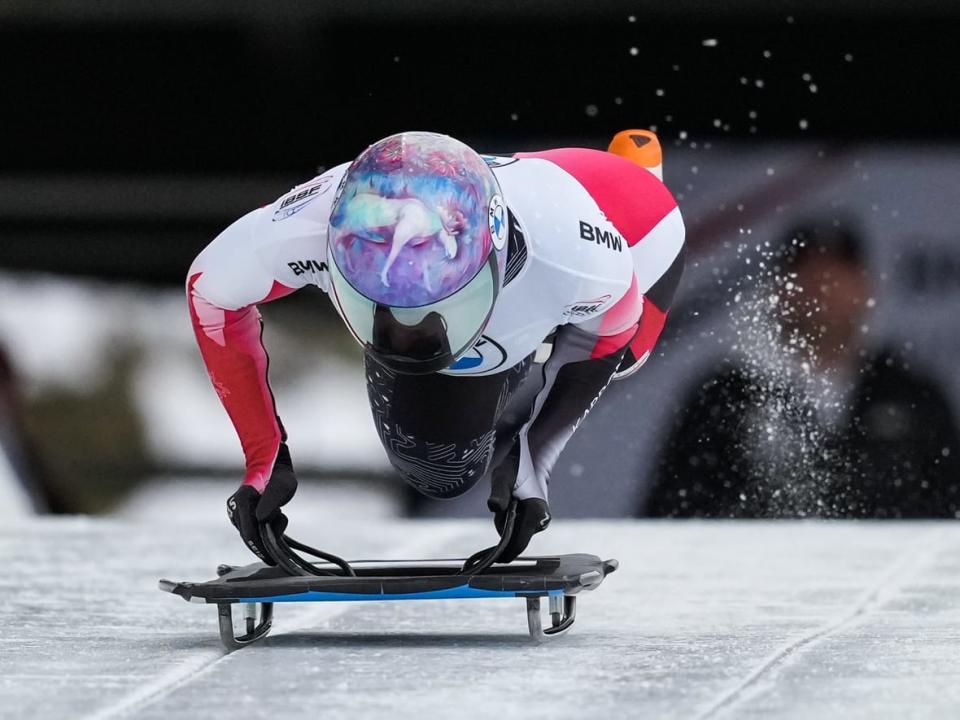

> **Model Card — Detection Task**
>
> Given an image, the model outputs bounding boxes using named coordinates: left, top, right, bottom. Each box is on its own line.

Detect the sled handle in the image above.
left=459, top=498, right=518, bottom=575
left=260, top=521, right=357, bottom=577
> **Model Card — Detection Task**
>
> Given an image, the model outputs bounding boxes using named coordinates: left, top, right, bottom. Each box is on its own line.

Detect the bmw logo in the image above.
left=488, top=195, right=507, bottom=251
left=447, top=335, right=508, bottom=374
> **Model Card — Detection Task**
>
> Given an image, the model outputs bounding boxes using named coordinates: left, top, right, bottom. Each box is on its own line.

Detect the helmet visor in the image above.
left=330, top=252, right=498, bottom=374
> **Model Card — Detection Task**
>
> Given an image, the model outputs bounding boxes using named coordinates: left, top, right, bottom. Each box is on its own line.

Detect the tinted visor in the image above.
left=330, top=252, right=499, bottom=375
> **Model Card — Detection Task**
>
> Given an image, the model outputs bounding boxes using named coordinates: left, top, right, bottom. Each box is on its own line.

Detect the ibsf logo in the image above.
left=563, top=294, right=612, bottom=318
left=272, top=176, right=333, bottom=222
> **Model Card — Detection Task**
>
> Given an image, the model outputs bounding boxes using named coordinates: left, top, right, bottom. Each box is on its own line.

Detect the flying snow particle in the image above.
left=656, top=88, right=665, bottom=97
left=799, top=118, right=809, bottom=130
left=809, top=83, right=818, bottom=93
left=629, top=47, right=639, bottom=56
left=510, top=112, right=519, bottom=121
left=844, top=53, right=854, bottom=62
left=614, top=96, right=623, bottom=105
left=766, top=167, right=775, bottom=176
left=628, top=14, right=636, bottom=22
left=585, top=104, right=599, bottom=117
left=866, top=297, right=876, bottom=308
left=678, top=130, right=688, bottom=140
left=702, top=38, right=719, bottom=47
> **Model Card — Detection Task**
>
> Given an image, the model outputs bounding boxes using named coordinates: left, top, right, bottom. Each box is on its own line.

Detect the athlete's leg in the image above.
left=364, top=355, right=531, bottom=498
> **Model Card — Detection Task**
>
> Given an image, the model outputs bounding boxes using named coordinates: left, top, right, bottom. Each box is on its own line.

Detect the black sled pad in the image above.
left=159, top=554, right=618, bottom=650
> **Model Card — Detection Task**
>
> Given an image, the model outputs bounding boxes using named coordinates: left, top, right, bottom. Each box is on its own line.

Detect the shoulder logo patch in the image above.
left=563, top=294, right=612, bottom=318
left=272, top=176, right=333, bottom=222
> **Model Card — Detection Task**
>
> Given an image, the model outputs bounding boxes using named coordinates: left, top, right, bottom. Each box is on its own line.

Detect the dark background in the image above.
left=4, top=0, right=960, bottom=283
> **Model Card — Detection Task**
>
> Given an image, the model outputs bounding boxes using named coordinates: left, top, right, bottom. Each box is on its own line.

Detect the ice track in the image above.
left=5, top=513, right=960, bottom=720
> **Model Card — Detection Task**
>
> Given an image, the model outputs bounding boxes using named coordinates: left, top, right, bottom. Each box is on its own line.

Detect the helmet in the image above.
left=328, top=132, right=508, bottom=374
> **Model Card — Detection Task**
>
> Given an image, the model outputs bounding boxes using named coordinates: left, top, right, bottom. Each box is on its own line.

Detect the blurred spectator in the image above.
left=647, top=220, right=960, bottom=518
left=0, top=345, right=68, bottom=513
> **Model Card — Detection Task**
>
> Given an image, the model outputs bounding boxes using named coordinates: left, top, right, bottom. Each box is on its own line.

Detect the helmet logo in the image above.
left=488, top=195, right=507, bottom=251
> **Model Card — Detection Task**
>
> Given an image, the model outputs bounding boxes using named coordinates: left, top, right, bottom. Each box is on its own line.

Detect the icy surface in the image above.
left=5, top=512, right=960, bottom=719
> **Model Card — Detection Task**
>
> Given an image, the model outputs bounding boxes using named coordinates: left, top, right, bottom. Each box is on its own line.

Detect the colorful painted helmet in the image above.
left=328, top=132, right=508, bottom=374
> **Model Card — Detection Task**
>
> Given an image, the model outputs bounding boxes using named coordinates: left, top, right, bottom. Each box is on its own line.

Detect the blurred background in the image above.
left=4, top=0, right=960, bottom=523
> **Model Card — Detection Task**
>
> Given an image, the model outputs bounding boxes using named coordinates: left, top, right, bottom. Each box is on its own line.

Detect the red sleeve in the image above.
left=187, top=273, right=295, bottom=492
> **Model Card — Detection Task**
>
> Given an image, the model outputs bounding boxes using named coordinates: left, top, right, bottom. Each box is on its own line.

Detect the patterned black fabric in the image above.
left=364, top=355, right=532, bottom=498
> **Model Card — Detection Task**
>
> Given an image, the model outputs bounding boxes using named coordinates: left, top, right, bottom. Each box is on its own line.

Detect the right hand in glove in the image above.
left=226, top=443, right=298, bottom=563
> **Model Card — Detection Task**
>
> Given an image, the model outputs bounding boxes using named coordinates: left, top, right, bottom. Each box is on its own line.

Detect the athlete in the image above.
left=187, top=130, right=685, bottom=563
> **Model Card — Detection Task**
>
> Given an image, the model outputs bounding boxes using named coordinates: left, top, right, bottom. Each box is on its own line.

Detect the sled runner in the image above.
left=159, top=502, right=618, bottom=651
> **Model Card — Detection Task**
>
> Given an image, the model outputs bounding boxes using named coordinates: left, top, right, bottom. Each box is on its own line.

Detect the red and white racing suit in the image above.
left=188, top=146, right=685, bottom=502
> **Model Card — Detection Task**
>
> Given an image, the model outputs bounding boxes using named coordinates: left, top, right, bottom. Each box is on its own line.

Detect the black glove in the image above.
left=227, top=443, right=298, bottom=563
left=487, top=442, right=551, bottom=563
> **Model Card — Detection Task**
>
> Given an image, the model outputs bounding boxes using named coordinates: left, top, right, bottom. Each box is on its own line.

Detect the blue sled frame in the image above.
left=159, top=554, right=618, bottom=651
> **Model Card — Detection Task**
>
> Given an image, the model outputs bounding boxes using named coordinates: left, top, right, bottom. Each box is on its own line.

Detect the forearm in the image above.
left=187, top=273, right=287, bottom=492
left=513, top=262, right=682, bottom=500
left=513, top=324, right=630, bottom=501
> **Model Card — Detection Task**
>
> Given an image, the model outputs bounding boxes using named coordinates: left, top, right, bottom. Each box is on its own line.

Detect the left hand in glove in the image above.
left=487, top=441, right=551, bottom=563
left=226, top=442, right=298, bottom=563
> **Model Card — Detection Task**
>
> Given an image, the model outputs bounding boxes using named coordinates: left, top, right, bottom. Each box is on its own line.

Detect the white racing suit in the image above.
left=188, top=144, right=685, bottom=508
